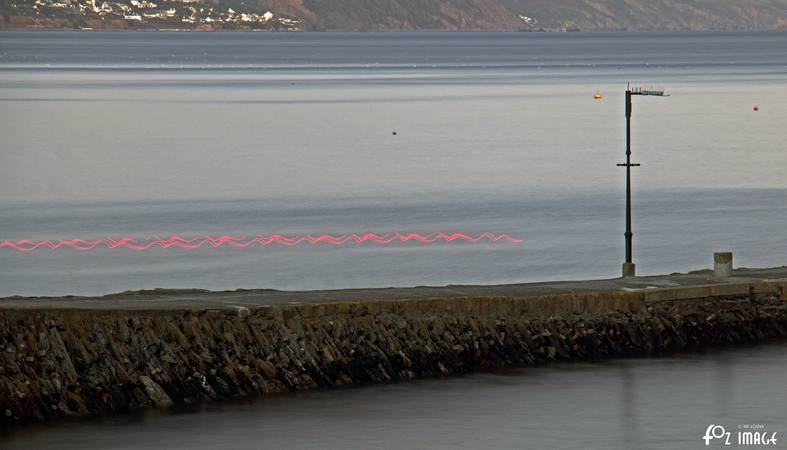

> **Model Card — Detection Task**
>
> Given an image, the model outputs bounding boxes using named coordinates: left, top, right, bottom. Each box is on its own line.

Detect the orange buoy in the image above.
left=753, top=105, right=760, bottom=111
left=594, top=91, right=602, bottom=100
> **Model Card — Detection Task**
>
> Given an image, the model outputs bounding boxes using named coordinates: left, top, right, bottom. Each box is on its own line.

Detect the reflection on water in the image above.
left=2, top=341, right=786, bottom=450
left=1, top=189, right=787, bottom=296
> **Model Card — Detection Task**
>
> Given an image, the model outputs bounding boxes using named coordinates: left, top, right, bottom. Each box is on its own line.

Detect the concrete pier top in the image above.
left=1, top=266, right=786, bottom=311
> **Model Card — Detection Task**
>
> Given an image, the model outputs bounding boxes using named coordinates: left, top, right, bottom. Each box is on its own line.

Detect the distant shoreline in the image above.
left=4, top=0, right=786, bottom=34
left=2, top=26, right=786, bottom=33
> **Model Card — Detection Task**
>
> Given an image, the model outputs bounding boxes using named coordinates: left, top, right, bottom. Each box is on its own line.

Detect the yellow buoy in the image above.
left=594, top=91, right=602, bottom=100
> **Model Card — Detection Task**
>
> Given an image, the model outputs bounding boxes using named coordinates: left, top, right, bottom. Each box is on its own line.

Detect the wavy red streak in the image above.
left=0, top=232, right=523, bottom=252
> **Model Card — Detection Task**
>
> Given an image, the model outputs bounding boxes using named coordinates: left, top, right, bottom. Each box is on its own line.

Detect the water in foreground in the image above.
left=2, top=341, right=785, bottom=450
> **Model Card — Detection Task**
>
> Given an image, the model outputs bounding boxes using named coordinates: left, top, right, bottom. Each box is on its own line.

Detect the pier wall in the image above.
left=2, top=281, right=786, bottom=422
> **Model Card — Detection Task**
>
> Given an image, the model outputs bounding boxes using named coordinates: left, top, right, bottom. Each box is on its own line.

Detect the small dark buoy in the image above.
left=753, top=105, right=759, bottom=111
left=392, top=131, right=397, bottom=135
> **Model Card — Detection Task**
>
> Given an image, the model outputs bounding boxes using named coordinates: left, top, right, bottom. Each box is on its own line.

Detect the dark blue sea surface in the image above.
left=0, top=30, right=785, bottom=295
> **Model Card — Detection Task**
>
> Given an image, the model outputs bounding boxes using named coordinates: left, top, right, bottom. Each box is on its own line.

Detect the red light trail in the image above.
left=0, top=232, right=522, bottom=252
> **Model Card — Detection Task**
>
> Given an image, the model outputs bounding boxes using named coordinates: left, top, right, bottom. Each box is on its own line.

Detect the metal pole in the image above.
left=625, top=90, right=633, bottom=271
left=617, top=85, right=664, bottom=278
left=619, top=89, right=638, bottom=277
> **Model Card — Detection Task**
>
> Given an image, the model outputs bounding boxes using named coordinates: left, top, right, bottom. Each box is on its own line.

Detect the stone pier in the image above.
left=1, top=267, right=786, bottom=423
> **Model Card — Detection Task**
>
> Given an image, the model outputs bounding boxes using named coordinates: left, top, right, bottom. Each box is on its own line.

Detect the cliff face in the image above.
left=2, top=286, right=786, bottom=423
left=499, top=0, right=787, bottom=31
left=294, top=0, right=522, bottom=31
left=3, top=0, right=787, bottom=30
left=254, top=0, right=787, bottom=30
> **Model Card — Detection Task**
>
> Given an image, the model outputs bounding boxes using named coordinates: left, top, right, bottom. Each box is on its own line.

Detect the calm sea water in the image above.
left=1, top=31, right=786, bottom=296
left=1, top=31, right=786, bottom=449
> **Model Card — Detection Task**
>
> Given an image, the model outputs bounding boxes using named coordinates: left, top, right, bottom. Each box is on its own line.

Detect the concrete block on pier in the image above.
left=714, top=252, right=733, bottom=277
left=709, top=283, right=749, bottom=298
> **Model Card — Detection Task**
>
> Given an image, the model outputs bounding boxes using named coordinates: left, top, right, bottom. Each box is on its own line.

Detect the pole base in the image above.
left=622, top=262, right=636, bottom=278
